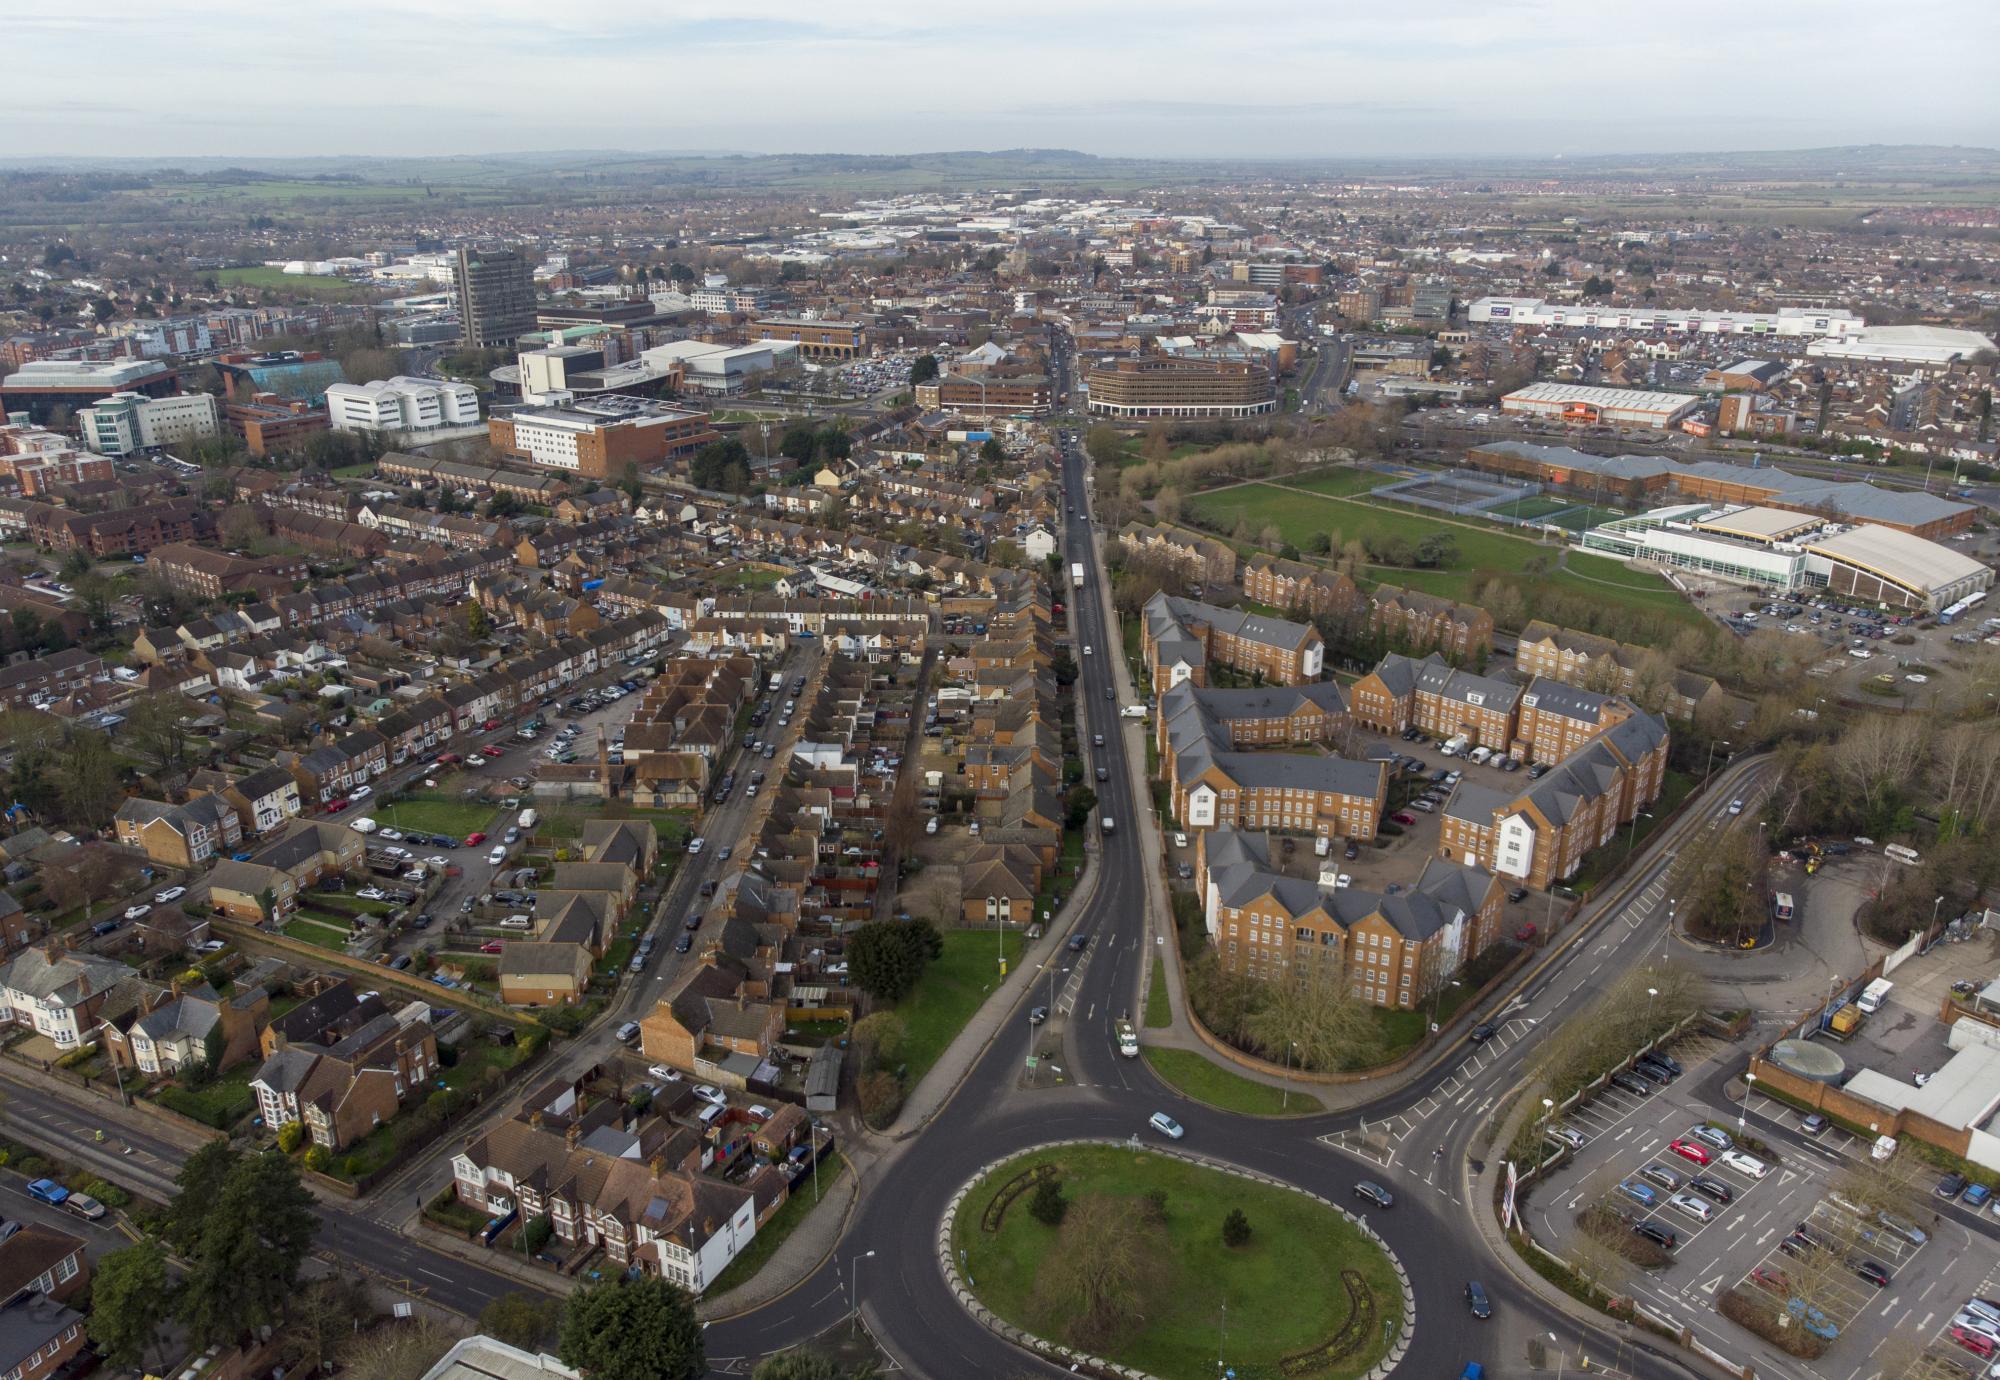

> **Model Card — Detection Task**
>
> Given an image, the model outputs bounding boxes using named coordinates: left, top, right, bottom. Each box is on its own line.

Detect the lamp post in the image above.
left=1933, top=895, right=1945, bottom=932
left=1551, top=1333, right=1566, bottom=1380
left=1741, top=1072, right=1755, bottom=1130
left=1704, top=738, right=1732, bottom=788
left=848, top=1248, right=876, bottom=1312
left=1282, top=1040, right=1298, bottom=1111
left=809, top=1118, right=823, bottom=1203
left=1647, top=986, right=1659, bottom=1030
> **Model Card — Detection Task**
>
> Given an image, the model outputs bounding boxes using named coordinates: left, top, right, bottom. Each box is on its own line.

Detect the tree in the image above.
left=126, top=691, right=196, bottom=778
left=778, top=424, right=820, bottom=465
left=87, top=1241, right=175, bottom=1368
left=908, top=354, right=940, bottom=386
left=1085, top=425, right=1124, bottom=469
left=219, top=503, right=267, bottom=550
left=979, top=437, right=1005, bottom=464
left=57, top=728, right=123, bottom=829
left=176, top=1150, right=320, bottom=1345
left=276, top=1121, right=305, bottom=1153
left=1029, top=1177, right=1067, bottom=1225
left=340, top=1316, right=461, bottom=1380
left=487, top=490, right=522, bottom=520
left=465, top=602, right=491, bottom=640
left=160, top=1140, right=240, bottom=1253
left=282, top=1276, right=370, bottom=1379
left=1244, top=960, right=1382, bottom=1073
left=690, top=438, right=752, bottom=492
left=848, top=918, right=942, bottom=1003
left=1222, top=1207, right=1251, bottom=1247
left=850, top=1010, right=907, bottom=1070
left=1065, top=786, right=1098, bottom=831
left=557, top=1276, right=705, bottom=1380
left=1030, top=1193, right=1169, bottom=1349
left=479, top=1292, right=564, bottom=1353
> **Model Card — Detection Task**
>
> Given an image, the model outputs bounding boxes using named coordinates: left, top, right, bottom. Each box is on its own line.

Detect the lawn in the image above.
left=891, top=929, right=1026, bottom=1086
left=1288, top=467, right=1396, bottom=498
left=1145, top=959, right=1171, bottom=1029
left=374, top=798, right=501, bottom=838
left=153, top=1073, right=256, bottom=1130
left=212, top=265, right=382, bottom=301
left=955, top=1144, right=1401, bottom=1380
left=714, top=566, right=785, bottom=590
left=704, top=1151, right=846, bottom=1297
left=1141, top=1045, right=1323, bottom=1115
left=282, top=918, right=348, bottom=950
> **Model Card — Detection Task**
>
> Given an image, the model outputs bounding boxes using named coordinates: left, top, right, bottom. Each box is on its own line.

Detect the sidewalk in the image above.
left=698, top=1150, right=861, bottom=1320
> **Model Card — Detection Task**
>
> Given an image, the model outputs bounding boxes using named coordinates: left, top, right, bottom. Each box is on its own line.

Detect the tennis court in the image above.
left=1371, top=472, right=1541, bottom=517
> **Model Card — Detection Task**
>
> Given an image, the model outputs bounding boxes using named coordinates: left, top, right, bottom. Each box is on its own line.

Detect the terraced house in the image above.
left=1440, top=712, right=1670, bottom=888
left=1198, top=828, right=1505, bottom=1006
left=1142, top=592, right=1324, bottom=689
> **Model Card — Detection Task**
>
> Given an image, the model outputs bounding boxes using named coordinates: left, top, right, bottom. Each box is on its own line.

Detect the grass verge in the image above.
left=1141, top=1045, right=1323, bottom=1115
left=704, top=1151, right=846, bottom=1298
left=1145, top=959, right=1171, bottom=1029
left=891, top=930, right=1026, bottom=1087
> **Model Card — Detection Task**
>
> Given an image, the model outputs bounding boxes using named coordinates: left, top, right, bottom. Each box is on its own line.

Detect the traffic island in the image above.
left=942, top=1140, right=1410, bottom=1380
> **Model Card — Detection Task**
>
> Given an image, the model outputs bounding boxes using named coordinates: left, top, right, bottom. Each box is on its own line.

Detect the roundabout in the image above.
left=943, top=1139, right=1411, bottom=1380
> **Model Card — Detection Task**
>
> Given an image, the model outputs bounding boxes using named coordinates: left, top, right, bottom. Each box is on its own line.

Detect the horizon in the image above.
left=8, top=0, right=1997, bottom=161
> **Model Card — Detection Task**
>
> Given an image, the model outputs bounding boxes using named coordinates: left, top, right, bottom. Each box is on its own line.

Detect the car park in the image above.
left=1719, top=1150, right=1768, bottom=1179
left=1669, top=1138, right=1713, bottom=1166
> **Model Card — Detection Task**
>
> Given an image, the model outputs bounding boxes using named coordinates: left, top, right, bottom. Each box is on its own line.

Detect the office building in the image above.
left=224, top=394, right=331, bottom=455
left=75, top=391, right=220, bottom=455
left=1086, top=356, right=1276, bottom=420
left=325, top=377, right=481, bottom=434
left=215, top=351, right=347, bottom=406
left=916, top=373, right=1052, bottom=419
left=489, top=396, right=719, bottom=479
left=455, top=246, right=537, bottom=348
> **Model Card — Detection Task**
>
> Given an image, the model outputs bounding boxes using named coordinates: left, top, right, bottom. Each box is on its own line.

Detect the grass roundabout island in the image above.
left=950, top=1142, right=1406, bottom=1380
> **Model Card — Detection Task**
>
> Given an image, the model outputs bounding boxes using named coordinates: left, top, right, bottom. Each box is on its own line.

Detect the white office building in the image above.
left=75, top=391, right=220, bottom=455
left=325, top=376, right=481, bottom=434
left=1469, top=297, right=1866, bottom=340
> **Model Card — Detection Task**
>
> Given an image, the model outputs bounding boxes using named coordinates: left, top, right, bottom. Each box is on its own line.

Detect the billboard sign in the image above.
left=1489, top=304, right=1512, bottom=318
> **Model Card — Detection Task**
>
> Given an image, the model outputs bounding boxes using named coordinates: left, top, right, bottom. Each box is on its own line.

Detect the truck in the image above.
left=1827, top=1003, right=1863, bottom=1038
left=1115, top=1017, right=1139, bottom=1059
left=1856, top=978, right=1894, bottom=1014
left=1071, top=562, right=1086, bottom=589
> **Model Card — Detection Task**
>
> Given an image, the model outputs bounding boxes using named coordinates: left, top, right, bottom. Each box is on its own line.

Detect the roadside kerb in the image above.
left=937, top=1137, right=1415, bottom=1380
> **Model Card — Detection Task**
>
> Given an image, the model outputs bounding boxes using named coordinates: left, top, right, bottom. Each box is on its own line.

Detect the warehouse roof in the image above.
left=1803, top=524, right=1990, bottom=595
left=1502, top=382, right=1698, bottom=416
left=1805, top=324, right=1998, bottom=366
left=1691, top=506, right=1822, bottom=543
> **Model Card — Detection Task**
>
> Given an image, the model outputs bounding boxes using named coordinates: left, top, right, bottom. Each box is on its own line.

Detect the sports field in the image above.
left=1187, top=482, right=1699, bottom=622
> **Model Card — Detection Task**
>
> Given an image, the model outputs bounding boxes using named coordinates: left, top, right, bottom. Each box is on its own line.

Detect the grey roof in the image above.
left=1145, top=591, right=1318, bottom=654
left=1198, top=750, right=1384, bottom=797
left=0, top=1292, right=83, bottom=1373
left=251, top=1044, right=320, bottom=1095
left=0, top=947, right=131, bottom=1009
left=1520, top=678, right=1615, bottom=724
left=131, top=992, right=223, bottom=1045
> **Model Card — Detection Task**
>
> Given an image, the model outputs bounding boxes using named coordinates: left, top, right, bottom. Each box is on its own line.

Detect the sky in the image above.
left=7, top=0, right=1999, bottom=161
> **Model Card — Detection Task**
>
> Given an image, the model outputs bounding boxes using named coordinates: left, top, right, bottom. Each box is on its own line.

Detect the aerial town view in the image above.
left=3, top=8, right=2000, bottom=1380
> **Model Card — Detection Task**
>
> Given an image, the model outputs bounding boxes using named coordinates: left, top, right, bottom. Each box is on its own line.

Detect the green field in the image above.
left=891, top=929, right=1026, bottom=1087
left=1141, top=1045, right=1324, bottom=1115
left=955, top=1144, right=1401, bottom=1380
left=374, top=798, right=502, bottom=838
left=1188, top=482, right=1700, bottom=622
left=212, top=265, right=381, bottom=301
left=1288, top=468, right=1399, bottom=498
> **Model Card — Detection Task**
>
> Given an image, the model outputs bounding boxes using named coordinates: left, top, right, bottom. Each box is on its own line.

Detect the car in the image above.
left=1465, top=1281, right=1491, bottom=1319
left=1939, top=1173, right=1971, bottom=1200
left=154, top=885, right=186, bottom=904
left=479, top=941, right=505, bottom=954
left=376, top=828, right=405, bottom=842
left=1750, top=1267, right=1790, bottom=1295
left=1669, top=1138, right=1713, bottom=1166
left=1689, top=1175, right=1734, bottom=1205
left=688, top=837, right=705, bottom=854
left=1727, top=798, right=1744, bottom=815
left=1632, top=1221, right=1677, bottom=1249
left=326, top=798, right=350, bottom=813
left=1508, top=890, right=1529, bottom=906
left=1469, top=1021, right=1500, bottom=1043
left=1610, top=1072, right=1651, bottom=1096
left=1668, top=1192, right=1713, bottom=1223
left=1952, top=1326, right=2000, bottom=1359
left=1391, top=811, right=1417, bottom=825
left=1344, top=841, right=1359, bottom=861
left=1854, top=1260, right=1892, bottom=1287
left=1082, top=645, right=1092, bottom=656
left=1686, top=1124, right=1731, bottom=1150
left=693, top=1085, right=727, bottom=1108
left=1096, top=766, right=1109, bottom=781
left=503, top=828, right=520, bottom=845
left=1639, top=1164, right=1684, bottom=1192
left=615, top=1021, right=641, bottom=1043
left=481, top=745, right=505, bottom=758
left=1618, top=1180, right=1660, bottom=1208
left=648, top=1065, right=683, bottom=1083
left=1800, top=1113, right=1828, bottom=1135
left=350, top=784, right=372, bottom=801
left=1029, top=1006, right=1048, bottom=1025
left=1716, top=1149, right=1765, bottom=1179
left=1549, top=1125, right=1586, bottom=1149
left=674, top=934, right=692, bottom=953
left=1779, top=1233, right=1815, bottom=1259
left=465, top=832, right=487, bottom=846
left=1353, top=1181, right=1394, bottom=1208
left=1788, top=1299, right=1838, bottom=1340
left=24, top=1180, right=67, bottom=1206
left=487, top=845, right=507, bottom=865
left=122, top=902, right=151, bottom=920
left=1628, top=1061, right=1671, bottom=1086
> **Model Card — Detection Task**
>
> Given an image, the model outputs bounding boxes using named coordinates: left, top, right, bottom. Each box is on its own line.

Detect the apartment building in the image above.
left=1170, top=731, right=1385, bottom=840
left=1142, top=592, right=1324, bottom=689
left=1515, top=679, right=1637, bottom=765
left=1440, top=711, right=1670, bottom=888
left=75, top=390, right=220, bottom=455
left=1200, top=827, right=1504, bottom=1005
left=147, top=541, right=308, bottom=598
left=1116, top=523, right=1241, bottom=587
left=1369, top=584, right=1495, bottom=659
left=1157, top=681, right=1349, bottom=757
left=224, top=393, right=332, bottom=455
left=1242, top=554, right=1366, bottom=621
left=1349, top=653, right=1521, bottom=749
left=455, top=246, right=536, bottom=348
left=489, top=397, right=719, bottom=479
left=1513, top=620, right=1725, bottom=722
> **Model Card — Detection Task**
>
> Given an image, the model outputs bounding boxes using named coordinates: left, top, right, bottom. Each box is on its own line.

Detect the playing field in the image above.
left=212, top=266, right=381, bottom=300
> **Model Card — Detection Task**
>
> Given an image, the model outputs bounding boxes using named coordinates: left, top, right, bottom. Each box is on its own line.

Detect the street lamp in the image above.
left=1933, top=895, right=1945, bottom=931
left=1282, top=1040, right=1299, bottom=1111
left=849, top=1248, right=876, bottom=1312
left=1740, top=1072, right=1755, bottom=1130
left=1551, top=1333, right=1566, bottom=1380
left=1704, top=738, right=1733, bottom=787
left=1647, top=986, right=1659, bottom=1030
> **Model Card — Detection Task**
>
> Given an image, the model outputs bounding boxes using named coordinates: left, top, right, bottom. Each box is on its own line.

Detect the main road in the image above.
left=701, top=429, right=1754, bottom=1378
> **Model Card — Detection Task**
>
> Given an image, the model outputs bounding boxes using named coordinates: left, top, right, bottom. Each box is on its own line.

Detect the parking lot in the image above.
left=1532, top=1035, right=2000, bottom=1380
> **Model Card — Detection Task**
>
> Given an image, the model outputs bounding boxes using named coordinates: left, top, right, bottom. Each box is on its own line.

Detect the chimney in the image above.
left=528, top=1109, right=544, bottom=1130
left=648, top=1154, right=665, bottom=1176
left=565, top=1122, right=580, bottom=1151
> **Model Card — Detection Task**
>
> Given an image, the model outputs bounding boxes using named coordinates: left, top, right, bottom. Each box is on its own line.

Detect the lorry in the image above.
left=1071, top=562, right=1086, bottom=589
left=1857, top=978, right=1894, bottom=1014
left=1115, top=1017, right=1139, bottom=1059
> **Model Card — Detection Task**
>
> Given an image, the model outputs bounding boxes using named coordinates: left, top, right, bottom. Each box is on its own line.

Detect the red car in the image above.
left=1668, top=1138, right=1713, bottom=1166
left=480, top=745, right=505, bottom=758
left=437, top=753, right=462, bottom=765
left=326, top=798, right=349, bottom=813
left=482, top=718, right=501, bottom=731
left=465, top=832, right=487, bottom=846
left=1514, top=922, right=1538, bottom=942
left=1750, top=1267, right=1789, bottom=1295
left=1951, top=1326, right=1998, bottom=1359
left=479, top=941, right=505, bottom=954
left=1392, top=811, right=1417, bottom=826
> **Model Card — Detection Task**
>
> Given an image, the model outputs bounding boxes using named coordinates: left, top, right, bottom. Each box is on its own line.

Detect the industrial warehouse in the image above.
left=1580, top=503, right=1993, bottom=612
left=1498, top=382, right=1702, bottom=430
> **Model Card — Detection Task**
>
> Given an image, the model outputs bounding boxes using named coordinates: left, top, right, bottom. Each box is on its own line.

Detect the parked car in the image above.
left=1469, top=1021, right=1500, bottom=1043
left=1618, top=1180, right=1660, bottom=1208
left=1632, top=1221, right=1677, bottom=1249
left=615, top=1022, right=641, bottom=1043
left=1549, top=1126, right=1587, bottom=1150
left=1938, top=1173, right=1971, bottom=1200
left=1720, top=1150, right=1768, bottom=1179
left=1686, top=1124, right=1731, bottom=1150
left=1689, top=1175, right=1735, bottom=1205
left=24, top=1180, right=67, bottom=1206
left=1854, top=1260, right=1892, bottom=1287
left=122, top=903, right=151, bottom=921
left=693, top=1085, right=727, bottom=1108
left=648, top=1065, right=682, bottom=1083
left=1669, top=1139, right=1713, bottom=1166
left=153, top=885, right=186, bottom=904
left=1610, top=1072, right=1651, bottom=1097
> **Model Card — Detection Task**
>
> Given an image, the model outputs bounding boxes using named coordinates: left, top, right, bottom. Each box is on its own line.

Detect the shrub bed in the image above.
left=1718, top=1287, right=1827, bottom=1359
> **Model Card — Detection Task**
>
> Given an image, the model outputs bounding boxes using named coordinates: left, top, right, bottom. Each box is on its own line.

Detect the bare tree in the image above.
left=1031, top=1193, right=1169, bottom=1349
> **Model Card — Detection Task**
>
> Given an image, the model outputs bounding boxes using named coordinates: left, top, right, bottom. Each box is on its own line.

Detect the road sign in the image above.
left=1025, top=1056, right=1038, bottom=1069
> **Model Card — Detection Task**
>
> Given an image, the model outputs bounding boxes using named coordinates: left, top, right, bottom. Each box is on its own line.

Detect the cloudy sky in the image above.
left=8, top=0, right=1997, bottom=161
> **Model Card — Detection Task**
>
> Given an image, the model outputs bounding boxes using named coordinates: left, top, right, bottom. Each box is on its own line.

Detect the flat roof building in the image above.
left=748, top=317, right=866, bottom=359
left=1801, top=524, right=1992, bottom=612
left=1805, top=325, right=1999, bottom=367
left=1469, top=297, right=1865, bottom=340
left=489, top=396, right=719, bottom=480
left=1500, top=382, right=1700, bottom=430
left=0, top=358, right=178, bottom=422
left=1087, top=356, right=1276, bottom=420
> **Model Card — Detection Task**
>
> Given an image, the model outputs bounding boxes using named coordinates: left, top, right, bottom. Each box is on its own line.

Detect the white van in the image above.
left=500, top=914, right=533, bottom=930
left=1468, top=746, right=1493, bottom=766
left=1441, top=734, right=1469, bottom=758
left=350, top=817, right=378, bottom=834
left=518, top=809, right=538, bottom=831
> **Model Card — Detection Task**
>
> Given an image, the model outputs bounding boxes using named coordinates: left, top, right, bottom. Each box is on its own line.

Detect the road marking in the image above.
left=1700, top=1274, right=1723, bottom=1295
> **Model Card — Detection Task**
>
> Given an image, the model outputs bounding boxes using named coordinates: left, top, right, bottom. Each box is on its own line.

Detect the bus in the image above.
left=1771, top=892, right=1795, bottom=922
